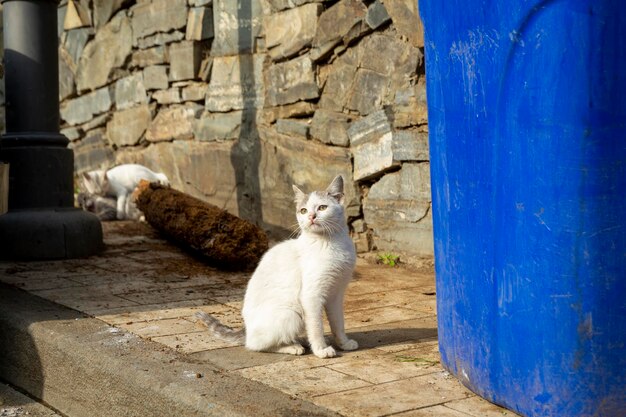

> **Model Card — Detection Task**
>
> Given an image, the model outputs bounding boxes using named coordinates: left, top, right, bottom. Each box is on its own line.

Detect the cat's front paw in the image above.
left=313, top=345, right=337, bottom=359
left=337, top=339, right=359, bottom=351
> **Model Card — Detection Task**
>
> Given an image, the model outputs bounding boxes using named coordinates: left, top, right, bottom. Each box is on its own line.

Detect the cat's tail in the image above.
left=194, top=311, right=245, bottom=344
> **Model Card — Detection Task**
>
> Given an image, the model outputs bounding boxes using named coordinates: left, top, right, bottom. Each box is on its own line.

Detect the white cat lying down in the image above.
left=196, top=175, right=358, bottom=358
left=82, top=164, right=169, bottom=220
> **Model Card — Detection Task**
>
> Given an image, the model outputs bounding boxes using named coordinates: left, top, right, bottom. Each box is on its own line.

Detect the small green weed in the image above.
left=377, top=252, right=400, bottom=267
left=395, top=355, right=439, bottom=366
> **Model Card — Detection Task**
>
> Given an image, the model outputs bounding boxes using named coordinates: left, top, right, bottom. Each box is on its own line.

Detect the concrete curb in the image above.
left=0, top=283, right=339, bottom=417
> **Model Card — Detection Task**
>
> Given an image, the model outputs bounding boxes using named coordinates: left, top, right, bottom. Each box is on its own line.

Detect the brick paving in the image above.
left=0, top=221, right=519, bottom=417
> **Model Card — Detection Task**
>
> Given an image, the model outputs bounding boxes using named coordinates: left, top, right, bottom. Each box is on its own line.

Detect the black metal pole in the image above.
left=0, top=0, right=102, bottom=259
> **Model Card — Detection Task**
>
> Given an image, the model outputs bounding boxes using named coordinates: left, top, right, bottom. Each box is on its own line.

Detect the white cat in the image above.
left=196, top=175, right=358, bottom=358
left=82, top=164, right=169, bottom=220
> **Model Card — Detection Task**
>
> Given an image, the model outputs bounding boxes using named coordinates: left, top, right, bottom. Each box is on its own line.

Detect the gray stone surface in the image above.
left=265, top=3, right=321, bottom=61
left=145, top=104, right=202, bottom=142
left=107, top=104, right=152, bottom=147
left=205, top=55, right=266, bottom=112
left=265, top=55, right=318, bottom=107
left=363, top=163, right=433, bottom=255
left=384, top=0, right=424, bottom=48
left=61, top=87, right=112, bottom=126
left=63, top=27, right=91, bottom=67
left=59, top=48, right=76, bottom=101
left=267, top=0, right=327, bottom=11
left=347, top=69, right=387, bottom=115
left=0, top=382, right=61, bottom=417
left=143, top=65, right=169, bottom=91
left=259, top=102, right=316, bottom=125
left=61, top=126, right=82, bottom=142
left=350, top=110, right=429, bottom=181
left=131, top=0, right=188, bottom=44
left=93, top=0, right=128, bottom=28
left=319, top=59, right=356, bottom=112
left=186, top=6, right=214, bottom=41
left=182, top=82, right=208, bottom=101
left=311, top=0, right=368, bottom=61
left=136, top=31, right=185, bottom=49
left=152, top=88, right=182, bottom=105
left=76, top=12, right=132, bottom=92
left=130, top=46, right=168, bottom=68
left=80, top=113, right=109, bottom=131
left=391, top=130, right=429, bottom=161
left=309, top=109, right=352, bottom=146
left=365, top=0, right=390, bottom=30
left=393, top=78, right=428, bottom=128
left=189, top=0, right=212, bottom=6
left=169, top=41, right=202, bottom=81
left=275, top=119, right=309, bottom=139
left=114, top=73, right=148, bottom=110
left=211, top=0, right=263, bottom=56
left=193, top=111, right=242, bottom=142
left=71, top=128, right=115, bottom=173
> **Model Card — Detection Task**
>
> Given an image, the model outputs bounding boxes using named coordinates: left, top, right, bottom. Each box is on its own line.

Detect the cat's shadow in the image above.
left=346, top=327, right=438, bottom=350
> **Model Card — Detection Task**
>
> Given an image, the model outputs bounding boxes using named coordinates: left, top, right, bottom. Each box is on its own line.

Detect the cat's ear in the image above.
left=326, top=175, right=345, bottom=204
left=292, top=185, right=306, bottom=204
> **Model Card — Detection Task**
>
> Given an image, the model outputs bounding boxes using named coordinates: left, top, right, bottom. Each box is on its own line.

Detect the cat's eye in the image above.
left=318, top=205, right=327, bottom=211
left=300, top=208, right=308, bottom=214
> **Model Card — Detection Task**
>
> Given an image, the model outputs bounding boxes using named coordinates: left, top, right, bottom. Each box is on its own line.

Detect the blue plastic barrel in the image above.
left=419, top=1, right=626, bottom=416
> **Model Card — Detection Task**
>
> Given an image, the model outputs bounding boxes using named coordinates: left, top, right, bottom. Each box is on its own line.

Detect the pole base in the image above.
left=0, top=208, right=103, bottom=260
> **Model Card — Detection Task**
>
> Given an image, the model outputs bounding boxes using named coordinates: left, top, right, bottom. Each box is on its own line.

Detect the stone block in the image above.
left=63, top=27, right=91, bottom=67
left=258, top=126, right=360, bottom=232
left=363, top=163, right=433, bottom=255
left=365, top=0, right=390, bottom=30
left=193, top=111, right=242, bottom=142
left=114, top=73, right=148, bottom=110
left=136, top=31, right=185, bottom=49
left=61, top=126, right=82, bottom=142
left=145, top=104, right=202, bottom=142
left=266, top=0, right=327, bottom=11
left=211, top=0, right=263, bottom=56
left=130, top=46, right=168, bottom=68
left=61, top=87, right=112, bottom=126
left=143, top=65, right=169, bottom=91
left=182, top=82, right=208, bottom=102
left=131, top=0, right=188, bottom=43
left=152, top=88, right=182, bottom=105
left=186, top=6, right=214, bottom=41
left=309, top=109, right=352, bottom=146
left=259, top=101, right=316, bottom=126
left=391, top=130, right=429, bottom=161
left=205, top=55, right=266, bottom=112
left=107, top=104, right=152, bottom=147
left=265, top=55, right=318, bottom=107
left=318, top=60, right=356, bottom=112
left=169, top=41, right=202, bottom=81
left=265, top=3, right=321, bottom=61
left=64, top=0, right=91, bottom=30
left=311, top=0, right=368, bottom=61
left=71, top=128, right=115, bottom=173
left=93, top=0, right=128, bottom=28
left=393, top=79, right=428, bottom=128
left=275, top=119, right=309, bottom=139
left=189, top=0, right=212, bottom=6
left=59, top=47, right=76, bottom=101
left=347, top=109, right=391, bottom=146
left=76, top=12, right=132, bottom=92
left=350, top=110, right=429, bottom=180
left=80, top=113, right=109, bottom=131
left=384, top=0, right=424, bottom=48
left=347, top=69, right=387, bottom=116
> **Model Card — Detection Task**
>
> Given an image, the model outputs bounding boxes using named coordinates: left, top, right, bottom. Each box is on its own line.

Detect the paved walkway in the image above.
left=0, top=222, right=518, bottom=417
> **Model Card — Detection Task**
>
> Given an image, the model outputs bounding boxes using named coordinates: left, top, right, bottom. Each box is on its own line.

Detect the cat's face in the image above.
left=293, top=175, right=346, bottom=235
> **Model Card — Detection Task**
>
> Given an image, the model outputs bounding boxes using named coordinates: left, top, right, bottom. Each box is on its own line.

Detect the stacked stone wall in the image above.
left=2, top=0, right=432, bottom=255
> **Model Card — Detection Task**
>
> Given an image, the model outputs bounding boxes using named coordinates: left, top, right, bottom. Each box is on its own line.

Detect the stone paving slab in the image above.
left=0, top=221, right=520, bottom=417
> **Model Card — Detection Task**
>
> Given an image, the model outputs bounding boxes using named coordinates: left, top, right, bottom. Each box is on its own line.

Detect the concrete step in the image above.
left=0, top=382, right=61, bottom=417
left=0, top=283, right=339, bottom=417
